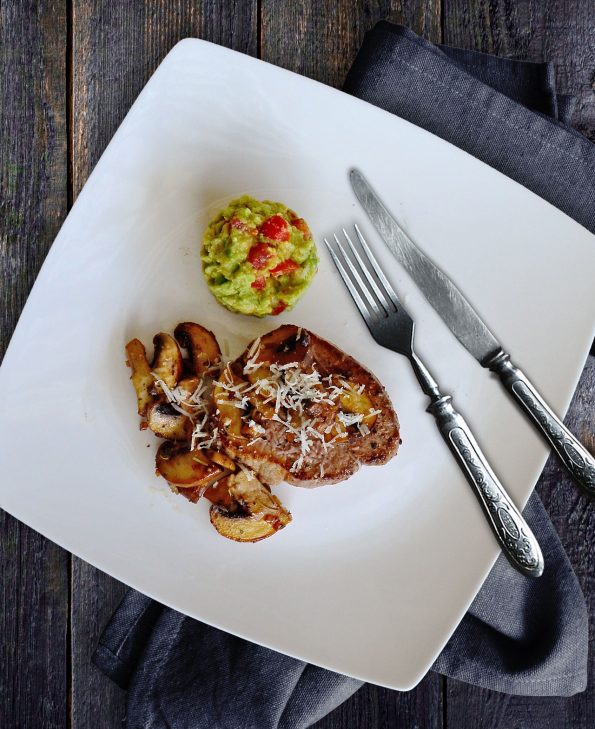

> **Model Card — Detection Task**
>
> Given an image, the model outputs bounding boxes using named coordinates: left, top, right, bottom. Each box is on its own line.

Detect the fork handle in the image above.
left=486, top=352, right=595, bottom=496
left=427, top=395, right=544, bottom=578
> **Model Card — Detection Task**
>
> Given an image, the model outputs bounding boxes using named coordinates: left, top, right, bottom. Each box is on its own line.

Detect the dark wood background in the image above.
left=1, top=1, right=594, bottom=727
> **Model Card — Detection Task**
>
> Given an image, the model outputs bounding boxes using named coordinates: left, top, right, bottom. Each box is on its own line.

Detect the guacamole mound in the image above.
left=201, top=196, right=318, bottom=317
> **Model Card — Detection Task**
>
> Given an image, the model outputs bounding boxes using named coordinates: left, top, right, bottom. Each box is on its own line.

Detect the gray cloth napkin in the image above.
left=94, top=23, right=592, bottom=727
left=344, top=22, right=595, bottom=234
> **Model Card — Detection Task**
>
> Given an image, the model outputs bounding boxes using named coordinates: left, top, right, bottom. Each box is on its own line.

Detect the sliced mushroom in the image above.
left=177, top=486, right=202, bottom=504
left=152, top=333, right=183, bottom=390
left=213, top=370, right=244, bottom=438
left=208, top=470, right=291, bottom=543
left=174, top=322, right=222, bottom=376
left=156, top=442, right=224, bottom=486
left=147, top=402, right=192, bottom=441
left=203, top=476, right=236, bottom=509
left=210, top=508, right=281, bottom=542
left=177, top=376, right=200, bottom=395
left=244, top=366, right=276, bottom=419
left=125, top=339, right=155, bottom=416
left=339, top=381, right=378, bottom=429
left=181, top=473, right=241, bottom=508
left=173, top=376, right=203, bottom=414
left=206, top=450, right=237, bottom=472
left=249, top=325, right=310, bottom=367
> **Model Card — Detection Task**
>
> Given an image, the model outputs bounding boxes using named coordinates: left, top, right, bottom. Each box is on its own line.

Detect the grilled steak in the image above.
left=213, top=325, right=400, bottom=487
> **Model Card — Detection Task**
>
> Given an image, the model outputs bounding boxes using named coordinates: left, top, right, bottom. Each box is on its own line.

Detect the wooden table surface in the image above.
left=1, top=2, right=594, bottom=727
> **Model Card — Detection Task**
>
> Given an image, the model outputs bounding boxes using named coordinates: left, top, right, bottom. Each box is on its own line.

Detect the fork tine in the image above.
left=323, top=238, right=372, bottom=324
left=333, top=234, right=381, bottom=316
left=342, top=228, right=390, bottom=314
left=354, top=224, right=401, bottom=309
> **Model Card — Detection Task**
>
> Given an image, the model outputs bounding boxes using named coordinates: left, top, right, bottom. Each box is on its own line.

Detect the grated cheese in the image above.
left=238, top=463, right=255, bottom=481
left=154, top=344, right=382, bottom=475
left=337, top=411, right=364, bottom=428
left=247, top=336, right=261, bottom=360
left=248, top=420, right=266, bottom=435
left=153, top=375, right=212, bottom=422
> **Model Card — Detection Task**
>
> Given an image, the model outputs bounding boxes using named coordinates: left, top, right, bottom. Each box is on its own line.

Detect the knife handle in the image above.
left=487, top=352, right=595, bottom=496
left=427, top=395, right=544, bottom=578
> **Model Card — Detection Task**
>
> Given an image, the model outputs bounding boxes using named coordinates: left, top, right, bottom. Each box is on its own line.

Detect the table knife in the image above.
left=350, top=168, right=595, bottom=495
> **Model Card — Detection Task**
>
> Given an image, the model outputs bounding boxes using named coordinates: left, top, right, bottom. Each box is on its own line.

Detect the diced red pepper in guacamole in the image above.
left=260, top=215, right=290, bottom=242
left=270, top=259, right=300, bottom=276
left=201, top=196, right=318, bottom=317
left=247, top=243, right=273, bottom=269
left=271, top=301, right=288, bottom=316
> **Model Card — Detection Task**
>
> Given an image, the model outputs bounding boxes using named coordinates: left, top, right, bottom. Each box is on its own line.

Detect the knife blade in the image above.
left=350, top=168, right=501, bottom=363
left=350, top=167, right=595, bottom=495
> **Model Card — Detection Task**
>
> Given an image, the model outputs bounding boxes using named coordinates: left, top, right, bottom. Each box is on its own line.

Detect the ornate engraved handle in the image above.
left=427, top=395, right=544, bottom=578
left=487, top=352, right=595, bottom=496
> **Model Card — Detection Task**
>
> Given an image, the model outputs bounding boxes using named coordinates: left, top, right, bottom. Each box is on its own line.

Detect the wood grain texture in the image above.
left=0, top=2, right=70, bottom=728
left=71, top=562, right=128, bottom=729
left=71, top=0, right=258, bottom=195
left=443, top=0, right=595, bottom=141
left=69, top=3, right=258, bottom=727
left=0, top=513, right=70, bottom=729
left=261, top=0, right=442, bottom=89
left=313, top=678, right=444, bottom=729
left=445, top=358, right=595, bottom=727
left=0, top=0, right=69, bottom=361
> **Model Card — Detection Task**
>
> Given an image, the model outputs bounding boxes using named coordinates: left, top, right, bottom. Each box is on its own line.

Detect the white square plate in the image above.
left=1, top=40, right=594, bottom=691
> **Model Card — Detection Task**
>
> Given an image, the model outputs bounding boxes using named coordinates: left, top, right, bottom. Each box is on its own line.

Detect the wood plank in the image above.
left=0, top=1, right=70, bottom=728
left=69, top=2, right=258, bottom=727
left=261, top=0, right=442, bottom=89
left=313, top=678, right=444, bottom=729
left=445, top=358, right=595, bottom=727
left=71, top=0, right=258, bottom=193
left=0, top=514, right=70, bottom=729
left=443, top=0, right=595, bottom=141
left=262, top=2, right=443, bottom=726
left=71, top=561, right=128, bottom=729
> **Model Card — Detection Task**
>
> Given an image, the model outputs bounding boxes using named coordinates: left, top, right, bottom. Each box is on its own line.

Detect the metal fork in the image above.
left=324, top=225, right=544, bottom=578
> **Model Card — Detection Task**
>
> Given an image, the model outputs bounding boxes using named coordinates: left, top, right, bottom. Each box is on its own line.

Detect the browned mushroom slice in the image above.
left=205, top=450, right=237, bottom=472
left=209, top=508, right=280, bottom=542
left=208, top=471, right=291, bottom=543
left=174, top=322, right=222, bottom=376
left=147, top=402, right=192, bottom=441
left=228, top=472, right=291, bottom=530
left=203, top=476, right=236, bottom=509
left=176, top=376, right=200, bottom=396
left=182, top=472, right=238, bottom=507
left=242, top=366, right=276, bottom=420
left=125, top=339, right=154, bottom=416
left=213, top=370, right=244, bottom=438
left=152, top=333, right=183, bottom=390
left=248, top=325, right=310, bottom=367
left=172, top=376, right=205, bottom=414
left=156, top=442, right=224, bottom=486
left=337, top=380, right=378, bottom=431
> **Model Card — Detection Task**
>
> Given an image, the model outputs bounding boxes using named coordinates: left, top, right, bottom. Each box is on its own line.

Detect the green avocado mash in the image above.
left=201, top=196, right=318, bottom=317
